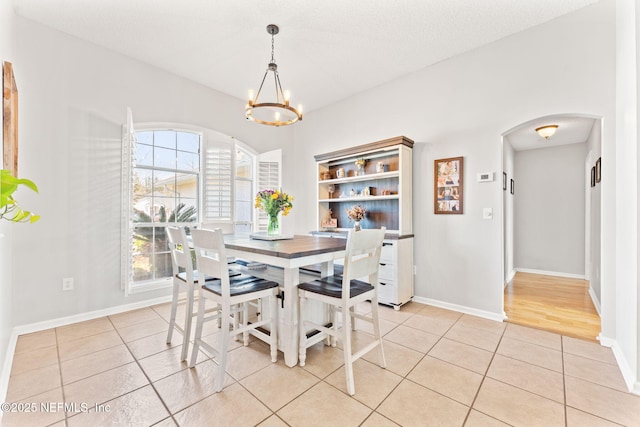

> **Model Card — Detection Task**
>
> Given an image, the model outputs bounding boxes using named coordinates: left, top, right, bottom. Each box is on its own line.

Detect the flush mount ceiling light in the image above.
left=535, top=125, right=559, bottom=140
left=246, top=24, right=302, bottom=127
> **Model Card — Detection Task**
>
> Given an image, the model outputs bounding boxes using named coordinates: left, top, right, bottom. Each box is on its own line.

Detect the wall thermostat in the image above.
left=477, top=172, right=494, bottom=182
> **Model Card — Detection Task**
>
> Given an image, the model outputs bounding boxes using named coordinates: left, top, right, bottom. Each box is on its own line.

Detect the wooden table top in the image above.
left=224, top=234, right=346, bottom=259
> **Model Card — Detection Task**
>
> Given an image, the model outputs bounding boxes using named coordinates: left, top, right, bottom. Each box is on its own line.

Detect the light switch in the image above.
left=483, top=208, right=493, bottom=219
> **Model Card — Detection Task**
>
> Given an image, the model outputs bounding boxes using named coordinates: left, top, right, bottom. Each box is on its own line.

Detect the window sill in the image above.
left=128, top=278, right=172, bottom=294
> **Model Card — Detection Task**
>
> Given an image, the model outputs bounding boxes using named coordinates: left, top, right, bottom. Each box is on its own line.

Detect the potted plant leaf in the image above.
left=0, top=169, right=40, bottom=223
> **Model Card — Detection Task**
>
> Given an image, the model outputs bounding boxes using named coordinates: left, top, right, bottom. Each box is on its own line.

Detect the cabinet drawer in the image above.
left=378, top=263, right=395, bottom=281
left=377, top=279, right=394, bottom=301
left=380, top=242, right=395, bottom=263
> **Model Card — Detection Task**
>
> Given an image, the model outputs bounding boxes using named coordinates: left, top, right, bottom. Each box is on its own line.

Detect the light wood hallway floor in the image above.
left=504, top=272, right=601, bottom=342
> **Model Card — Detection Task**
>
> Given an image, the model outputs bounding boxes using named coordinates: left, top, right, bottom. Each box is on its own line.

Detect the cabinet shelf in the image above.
left=318, top=171, right=399, bottom=185
left=319, top=195, right=399, bottom=203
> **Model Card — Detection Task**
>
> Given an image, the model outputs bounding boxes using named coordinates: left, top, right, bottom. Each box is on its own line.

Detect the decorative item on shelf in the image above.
left=321, top=170, right=331, bottom=180
left=346, top=205, right=366, bottom=231
left=363, top=187, right=370, bottom=196
left=381, top=189, right=391, bottom=196
left=336, top=168, right=345, bottom=178
left=327, top=184, right=335, bottom=199
left=321, top=209, right=338, bottom=230
left=349, top=188, right=355, bottom=197
left=355, top=157, right=366, bottom=176
left=245, top=24, right=303, bottom=127
left=255, top=188, right=293, bottom=236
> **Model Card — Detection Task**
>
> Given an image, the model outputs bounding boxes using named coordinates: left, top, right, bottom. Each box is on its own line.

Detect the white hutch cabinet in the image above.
left=313, top=136, right=414, bottom=309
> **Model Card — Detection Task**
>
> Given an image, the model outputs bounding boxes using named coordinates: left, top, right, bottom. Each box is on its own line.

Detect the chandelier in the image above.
left=246, top=24, right=303, bottom=127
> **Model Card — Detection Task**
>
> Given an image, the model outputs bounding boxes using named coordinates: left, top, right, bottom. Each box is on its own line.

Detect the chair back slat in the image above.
left=200, top=222, right=235, bottom=235
left=342, top=227, right=386, bottom=298
left=191, top=228, right=230, bottom=293
left=167, top=226, right=195, bottom=282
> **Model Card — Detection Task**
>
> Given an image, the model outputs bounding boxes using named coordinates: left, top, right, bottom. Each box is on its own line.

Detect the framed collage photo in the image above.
left=434, top=156, right=463, bottom=214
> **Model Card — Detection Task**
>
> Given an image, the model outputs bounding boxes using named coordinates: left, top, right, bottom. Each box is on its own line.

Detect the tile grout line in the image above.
left=106, top=313, right=180, bottom=426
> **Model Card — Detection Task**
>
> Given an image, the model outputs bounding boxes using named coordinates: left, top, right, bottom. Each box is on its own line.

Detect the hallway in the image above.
left=504, top=272, right=601, bottom=342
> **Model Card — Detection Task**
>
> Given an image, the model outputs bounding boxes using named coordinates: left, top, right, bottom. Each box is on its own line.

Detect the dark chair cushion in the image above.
left=176, top=270, right=240, bottom=283
left=298, top=275, right=373, bottom=299
left=202, top=274, right=279, bottom=297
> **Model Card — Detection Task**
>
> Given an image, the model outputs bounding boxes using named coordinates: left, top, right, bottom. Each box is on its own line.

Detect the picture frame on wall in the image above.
left=510, top=179, right=515, bottom=195
left=434, top=156, right=463, bottom=214
left=3, top=61, right=19, bottom=175
left=503, top=172, right=507, bottom=191
left=591, top=166, right=596, bottom=187
left=595, top=157, right=601, bottom=183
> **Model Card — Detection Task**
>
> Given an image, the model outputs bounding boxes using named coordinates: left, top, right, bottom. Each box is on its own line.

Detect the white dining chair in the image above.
left=298, top=227, right=387, bottom=396
left=188, top=228, right=279, bottom=393
left=199, top=221, right=235, bottom=235
left=166, top=225, right=218, bottom=361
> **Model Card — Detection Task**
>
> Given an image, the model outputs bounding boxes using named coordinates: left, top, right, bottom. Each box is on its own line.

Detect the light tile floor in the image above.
left=2, top=300, right=640, bottom=427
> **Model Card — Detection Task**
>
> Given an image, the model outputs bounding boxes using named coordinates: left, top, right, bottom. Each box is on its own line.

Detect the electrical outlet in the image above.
left=413, top=265, right=417, bottom=275
left=62, top=277, right=74, bottom=291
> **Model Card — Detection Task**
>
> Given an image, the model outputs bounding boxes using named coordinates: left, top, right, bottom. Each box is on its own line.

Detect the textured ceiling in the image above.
left=12, top=0, right=599, bottom=114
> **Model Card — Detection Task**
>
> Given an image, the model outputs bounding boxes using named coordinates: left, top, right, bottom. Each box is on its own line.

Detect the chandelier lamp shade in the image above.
left=246, top=24, right=303, bottom=127
left=535, top=124, right=559, bottom=140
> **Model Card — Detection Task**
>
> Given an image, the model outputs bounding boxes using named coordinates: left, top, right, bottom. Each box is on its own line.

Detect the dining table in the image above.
left=224, top=233, right=347, bottom=367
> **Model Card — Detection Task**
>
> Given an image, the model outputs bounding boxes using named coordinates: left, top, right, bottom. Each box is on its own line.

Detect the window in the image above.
left=234, top=145, right=254, bottom=235
left=131, top=129, right=200, bottom=285
left=120, top=109, right=281, bottom=293
left=121, top=115, right=264, bottom=293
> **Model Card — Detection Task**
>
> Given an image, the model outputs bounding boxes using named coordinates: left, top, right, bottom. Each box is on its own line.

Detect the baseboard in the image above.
left=505, top=269, right=516, bottom=287
left=515, top=268, right=585, bottom=280
left=412, top=296, right=506, bottom=322
left=588, top=287, right=602, bottom=316
left=605, top=337, right=640, bottom=396
left=0, top=294, right=173, bottom=408
left=11, top=295, right=173, bottom=336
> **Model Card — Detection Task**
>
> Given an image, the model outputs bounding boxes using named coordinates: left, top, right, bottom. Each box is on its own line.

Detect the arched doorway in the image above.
left=501, top=114, right=602, bottom=341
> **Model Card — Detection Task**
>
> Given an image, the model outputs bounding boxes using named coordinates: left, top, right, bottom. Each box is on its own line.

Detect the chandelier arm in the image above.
left=274, top=72, right=287, bottom=105
left=253, top=69, right=270, bottom=104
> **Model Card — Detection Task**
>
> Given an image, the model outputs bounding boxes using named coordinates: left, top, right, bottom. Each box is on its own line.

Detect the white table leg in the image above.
left=319, top=260, right=334, bottom=278
left=282, top=267, right=300, bottom=367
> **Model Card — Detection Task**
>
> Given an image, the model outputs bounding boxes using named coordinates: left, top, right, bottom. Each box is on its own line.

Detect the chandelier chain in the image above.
left=271, top=32, right=276, bottom=63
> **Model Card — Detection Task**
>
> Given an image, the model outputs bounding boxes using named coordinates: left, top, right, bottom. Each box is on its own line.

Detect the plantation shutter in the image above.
left=256, top=149, right=282, bottom=232
left=121, top=107, right=136, bottom=295
left=202, top=135, right=234, bottom=222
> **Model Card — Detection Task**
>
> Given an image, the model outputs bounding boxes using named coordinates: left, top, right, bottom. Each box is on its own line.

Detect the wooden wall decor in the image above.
left=3, top=61, right=18, bottom=176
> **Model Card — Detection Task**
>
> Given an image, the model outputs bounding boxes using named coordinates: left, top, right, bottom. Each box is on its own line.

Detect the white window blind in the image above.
left=256, top=149, right=282, bottom=232
left=203, top=138, right=234, bottom=222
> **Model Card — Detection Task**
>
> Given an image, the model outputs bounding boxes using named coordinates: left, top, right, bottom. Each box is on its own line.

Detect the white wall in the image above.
left=8, top=14, right=294, bottom=328
left=0, top=0, right=16, bottom=403
left=293, top=0, right=616, bottom=321
left=502, top=139, right=515, bottom=283
left=587, top=120, right=602, bottom=306
left=514, top=143, right=587, bottom=276
left=615, top=0, right=640, bottom=393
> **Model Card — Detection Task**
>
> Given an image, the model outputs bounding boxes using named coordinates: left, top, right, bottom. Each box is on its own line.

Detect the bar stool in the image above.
left=298, top=227, right=387, bottom=395
left=188, top=228, right=279, bottom=393
left=165, top=226, right=218, bottom=361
